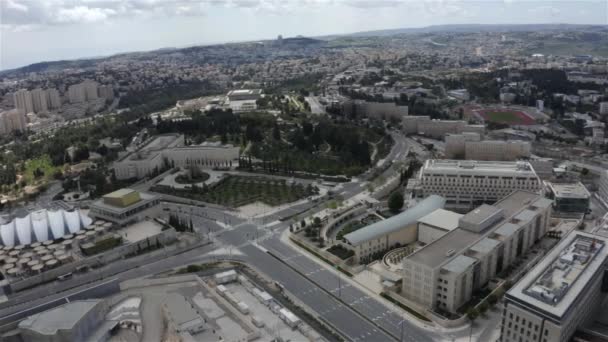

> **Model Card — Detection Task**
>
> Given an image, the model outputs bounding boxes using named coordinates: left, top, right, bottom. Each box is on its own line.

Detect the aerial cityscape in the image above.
left=1, top=1, right=608, bottom=342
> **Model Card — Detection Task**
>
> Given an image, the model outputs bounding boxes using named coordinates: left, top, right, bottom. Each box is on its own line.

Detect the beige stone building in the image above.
left=402, top=191, right=552, bottom=313
left=341, top=195, right=445, bottom=263
left=501, top=231, right=608, bottom=342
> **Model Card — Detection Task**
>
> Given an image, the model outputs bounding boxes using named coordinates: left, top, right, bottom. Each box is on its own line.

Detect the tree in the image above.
left=466, top=307, right=479, bottom=321
left=388, top=192, right=404, bottom=213
left=301, top=219, right=306, bottom=228
left=313, top=217, right=322, bottom=227
left=487, top=293, right=498, bottom=306
left=581, top=168, right=589, bottom=176
left=478, top=301, right=489, bottom=314
left=272, top=123, right=281, bottom=141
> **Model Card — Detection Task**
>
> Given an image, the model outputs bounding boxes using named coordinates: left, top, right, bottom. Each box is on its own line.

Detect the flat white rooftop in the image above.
left=417, top=209, right=463, bottom=232
left=421, top=160, right=538, bottom=176
left=547, top=182, right=590, bottom=199
left=508, top=231, right=608, bottom=320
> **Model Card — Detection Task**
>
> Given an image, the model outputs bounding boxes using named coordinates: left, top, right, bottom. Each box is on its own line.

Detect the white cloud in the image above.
left=5, top=0, right=29, bottom=12
left=55, top=6, right=116, bottom=24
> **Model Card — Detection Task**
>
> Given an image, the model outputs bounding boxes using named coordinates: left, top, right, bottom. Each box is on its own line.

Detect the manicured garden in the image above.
left=174, top=171, right=210, bottom=184
left=153, top=175, right=317, bottom=207
left=327, top=244, right=354, bottom=260
left=336, top=214, right=381, bottom=240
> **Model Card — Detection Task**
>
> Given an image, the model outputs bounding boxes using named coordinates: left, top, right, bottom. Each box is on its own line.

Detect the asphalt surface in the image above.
left=0, top=129, right=444, bottom=341
left=213, top=222, right=437, bottom=342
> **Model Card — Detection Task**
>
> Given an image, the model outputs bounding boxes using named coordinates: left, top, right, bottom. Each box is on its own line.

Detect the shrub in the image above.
left=388, top=192, right=404, bottom=213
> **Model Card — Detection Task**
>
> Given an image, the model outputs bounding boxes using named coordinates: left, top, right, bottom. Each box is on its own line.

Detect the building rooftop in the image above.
left=469, top=237, right=501, bottom=255
left=92, top=190, right=158, bottom=214
left=119, top=133, right=182, bottom=162
left=495, top=190, right=544, bottom=217
left=408, top=228, right=481, bottom=268
left=441, top=255, right=477, bottom=273
left=421, top=160, right=539, bottom=177
left=417, top=209, right=463, bottom=232
left=19, top=300, right=102, bottom=335
left=164, top=293, right=204, bottom=328
left=493, top=222, right=520, bottom=238
left=406, top=191, right=545, bottom=269
left=227, top=89, right=262, bottom=96
left=459, top=204, right=504, bottom=233
left=547, top=182, right=591, bottom=199
left=344, top=195, right=445, bottom=246
left=507, top=232, right=608, bottom=320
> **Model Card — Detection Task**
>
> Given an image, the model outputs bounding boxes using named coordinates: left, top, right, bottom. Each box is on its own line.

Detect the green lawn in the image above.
left=336, top=221, right=366, bottom=240
left=23, top=155, right=60, bottom=184
left=484, top=111, right=522, bottom=123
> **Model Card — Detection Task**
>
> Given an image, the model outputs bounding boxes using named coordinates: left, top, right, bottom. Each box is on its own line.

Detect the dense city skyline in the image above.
left=1, top=0, right=607, bottom=70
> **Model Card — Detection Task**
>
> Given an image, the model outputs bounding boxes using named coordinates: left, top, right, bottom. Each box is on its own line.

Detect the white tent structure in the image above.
left=0, top=209, right=92, bottom=247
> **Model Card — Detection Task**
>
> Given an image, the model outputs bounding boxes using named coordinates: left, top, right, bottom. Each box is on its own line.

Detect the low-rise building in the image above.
left=113, top=134, right=239, bottom=180
left=445, top=133, right=531, bottom=161
left=163, top=293, right=206, bottom=334
left=500, top=231, right=608, bottom=342
left=402, top=191, right=552, bottom=313
left=465, top=140, right=531, bottom=161
left=89, top=188, right=160, bottom=226
left=227, top=89, right=262, bottom=102
left=418, top=160, right=542, bottom=209
left=19, top=300, right=114, bottom=342
left=545, top=182, right=590, bottom=213
left=447, top=89, right=470, bottom=101
left=341, top=195, right=445, bottom=263
left=445, top=133, right=481, bottom=159
left=402, top=116, right=484, bottom=139
left=342, top=101, right=409, bottom=120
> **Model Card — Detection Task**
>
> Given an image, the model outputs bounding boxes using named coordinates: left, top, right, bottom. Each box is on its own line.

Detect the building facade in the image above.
left=464, top=140, right=531, bottom=161
left=89, top=188, right=161, bottom=226
left=341, top=195, right=446, bottom=263
left=113, top=134, right=240, bottom=180
left=402, top=116, right=485, bottom=139
left=545, top=182, right=590, bottom=213
left=500, top=232, right=608, bottom=342
left=402, top=191, right=552, bottom=313
left=418, top=160, right=542, bottom=208
left=445, top=133, right=482, bottom=159
left=13, top=89, right=34, bottom=114
left=0, top=109, right=27, bottom=135
left=342, top=100, right=409, bottom=120
left=31, top=88, right=49, bottom=113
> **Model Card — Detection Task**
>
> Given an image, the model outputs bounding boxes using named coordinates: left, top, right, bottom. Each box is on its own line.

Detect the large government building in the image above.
left=500, top=231, right=608, bottom=342
left=402, top=191, right=552, bottom=314
left=340, top=195, right=446, bottom=263
left=113, top=134, right=239, bottom=180
left=418, top=160, right=542, bottom=208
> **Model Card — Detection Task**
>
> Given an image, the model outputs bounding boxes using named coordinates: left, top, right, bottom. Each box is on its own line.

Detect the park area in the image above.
left=153, top=175, right=317, bottom=208
left=474, top=108, right=536, bottom=125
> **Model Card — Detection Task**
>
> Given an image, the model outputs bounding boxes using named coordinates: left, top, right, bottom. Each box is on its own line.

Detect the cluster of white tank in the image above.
left=0, top=209, right=92, bottom=247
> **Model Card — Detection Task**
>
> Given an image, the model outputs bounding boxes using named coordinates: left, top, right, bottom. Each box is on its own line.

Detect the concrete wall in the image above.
left=418, top=224, right=449, bottom=245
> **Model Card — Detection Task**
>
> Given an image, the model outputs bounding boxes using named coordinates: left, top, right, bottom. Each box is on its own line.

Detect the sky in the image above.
left=1, top=0, right=607, bottom=71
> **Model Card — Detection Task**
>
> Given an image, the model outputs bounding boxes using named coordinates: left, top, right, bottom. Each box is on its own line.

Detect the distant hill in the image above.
left=2, top=24, right=606, bottom=77
left=323, top=23, right=606, bottom=38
